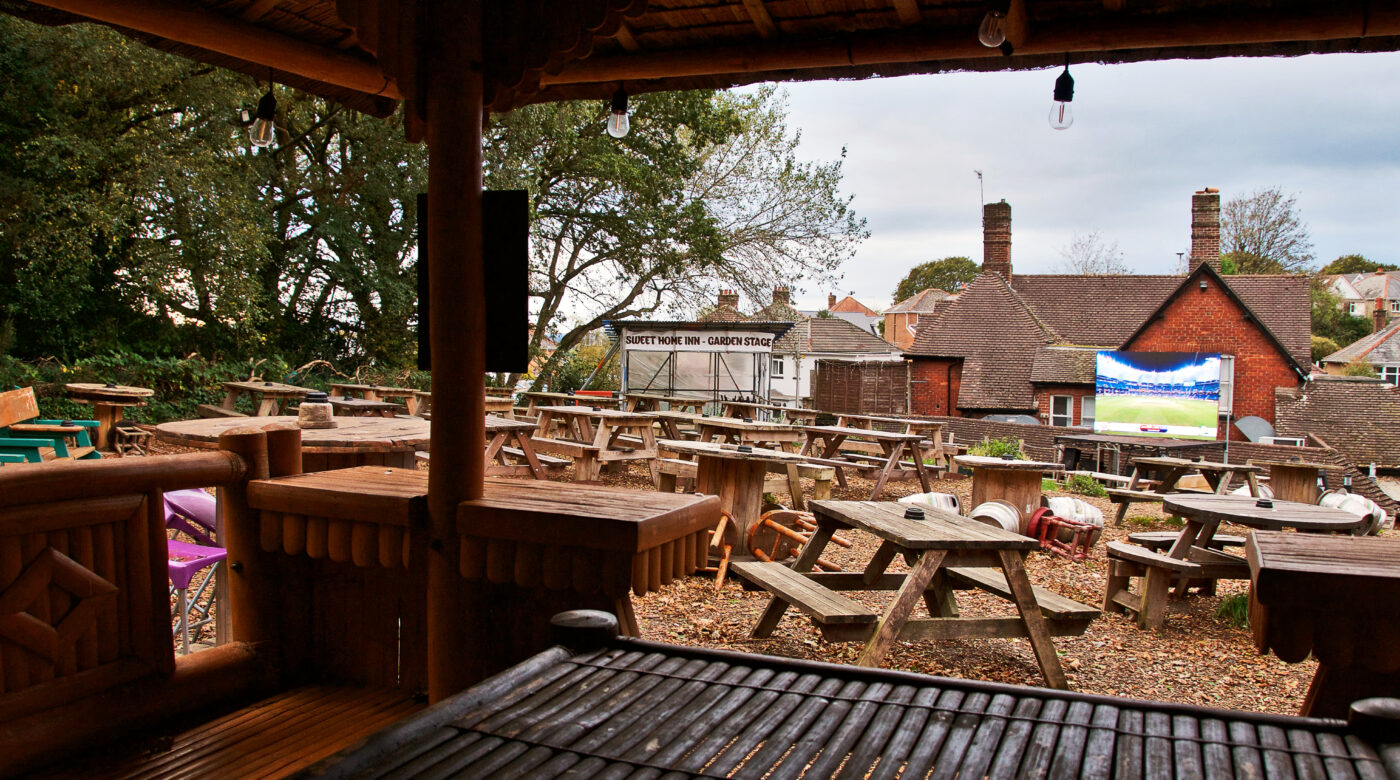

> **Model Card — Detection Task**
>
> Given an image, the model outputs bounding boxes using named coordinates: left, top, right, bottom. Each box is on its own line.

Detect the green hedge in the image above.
left=0, top=354, right=432, bottom=423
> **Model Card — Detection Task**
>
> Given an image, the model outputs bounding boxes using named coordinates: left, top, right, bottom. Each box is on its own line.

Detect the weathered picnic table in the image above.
left=734, top=500, right=1097, bottom=688
left=720, top=399, right=819, bottom=424
left=1109, top=455, right=1263, bottom=526
left=800, top=424, right=932, bottom=500
left=522, top=391, right=622, bottom=416
left=1249, top=530, right=1400, bottom=718
left=216, top=379, right=313, bottom=417
left=834, top=412, right=955, bottom=469
left=530, top=405, right=659, bottom=483
left=328, top=383, right=421, bottom=414
left=155, top=415, right=430, bottom=471
left=695, top=415, right=806, bottom=451
left=329, top=396, right=406, bottom=417
left=1106, top=493, right=1367, bottom=629
left=621, top=392, right=707, bottom=413
left=64, top=382, right=154, bottom=451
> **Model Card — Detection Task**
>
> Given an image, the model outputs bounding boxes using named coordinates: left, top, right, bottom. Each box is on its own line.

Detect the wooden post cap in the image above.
left=1349, top=698, right=1400, bottom=743
left=550, top=610, right=618, bottom=650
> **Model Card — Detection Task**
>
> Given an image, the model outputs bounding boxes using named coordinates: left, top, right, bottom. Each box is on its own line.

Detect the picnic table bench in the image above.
left=696, top=415, right=806, bottom=451
left=735, top=500, right=1096, bottom=688
left=328, top=383, right=421, bottom=414
left=530, top=405, right=658, bottom=482
left=720, top=399, right=819, bottom=424
left=215, top=379, right=313, bottom=417
left=800, top=424, right=932, bottom=500
left=522, top=391, right=622, bottom=416
left=1110, top=455, right=1262, bottom=525
left=328, top=396, right=406, bottom=417
left=621, top=392, right=707, bottom=413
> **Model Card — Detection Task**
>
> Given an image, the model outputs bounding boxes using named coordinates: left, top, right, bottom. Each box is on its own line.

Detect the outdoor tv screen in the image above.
left=1094, top=351, right=1220, bottom=440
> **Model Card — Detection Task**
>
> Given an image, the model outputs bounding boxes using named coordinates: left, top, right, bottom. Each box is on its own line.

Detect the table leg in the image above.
left=998, top=550, right=1069, bottom=689
left=1245, top=470, right=1262, bottom=497
left=513, top=433, right=547, bottom=480
left=751, top=522, right=836, bottom=637
left=868, top=441, right=902, bottom=501
left=256, top=397, right=279, bottom=416
left=91, top=403, right=120, bottom=451
left=923, top=571, right=960, bottom=618
left=785, top=464, right=804, bottom=511
left=857, top=549, right=946, bottom=667
left=1113, top=467, right=1143, bottom=526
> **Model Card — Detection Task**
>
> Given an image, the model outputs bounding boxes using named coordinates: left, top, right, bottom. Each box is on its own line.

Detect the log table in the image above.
left=219, top=380, right=312, bottom=417
left=1109, top=455, right=1262, bottom=526
left=1249, top=530, right=1400, bottom=718
left=155, top=415, right=430, bottom=471
left=529, top=405, right=659, bottom=483
left=1252, top=458, right=1330, bottom=504
left=736, top=500, right=1099, bottom=688
left=955, top=455, right=1065, bottom=520
left=64, top=382, right=154, bottom=451
left=803, top=425, right=932, bottom=500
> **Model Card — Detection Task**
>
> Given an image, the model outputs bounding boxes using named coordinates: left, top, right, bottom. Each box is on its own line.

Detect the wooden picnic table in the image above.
left=1252, top=458, right=1330, bottom=504
left=835, top=412, right=955, bottom=467
left=736, top=500, right=1098, bottom=688
left=695, top=415, right=806, bottom=451
left=1106, top=493, right=1368, bottom=630
left=1249, top=530, right=1400, bottom=718
left=329, top=396, right=406, bottom=417
left=720, top=399, right=819, bottom=424
left=530, top=405, right=659, bottom=483
left=649, top=409, right=704, bottom=439
left=328, top=383, right=420, bottom=413
left=417, top=416, right=565, bottom=480
left=622, top=392, right=707, bottom=413
left=219, top=380, right=313, bottom=417
left=155, top=415, right=430, bottom=472
left=801, top=425, right=931, bottom=500
left=1110, top=455, right=1262, bottom=525
left=64, top=382, right=154, bottom=451
left=655, top=438, right=835, bottom=552
left=955, top=455, right=1065, bottom=521
left=522, top=391, right=622, bottom=416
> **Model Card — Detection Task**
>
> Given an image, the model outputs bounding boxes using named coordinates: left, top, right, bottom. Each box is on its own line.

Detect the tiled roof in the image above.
left=829, top=295, right=879, bottom=315
left=886, top=288, right=955, bottom=314
left=775, top=317, right=901, bottom=356
left=1275, top=375, right=1400, bottom=467
left=1010, top=275, right=1180, bottom=347
left=1347, top=272, right=1400, bottom=300
left=1029, top=346, right=1099, bottom=384
left=1321, top=318, right=1400, bottom=365
left=698, top=303, right=746, bottom=322
left=1224, top=275, right=1313, bottom=368
left=906, top=273, right=1057, bottom=409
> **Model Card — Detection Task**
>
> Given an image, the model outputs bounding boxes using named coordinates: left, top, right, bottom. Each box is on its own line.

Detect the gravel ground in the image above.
left=146, top=434, right=1318, bottom=716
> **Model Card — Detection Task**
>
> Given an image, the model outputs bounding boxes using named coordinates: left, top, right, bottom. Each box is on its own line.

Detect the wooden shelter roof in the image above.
left=8, top=1, right=1400, bottom=116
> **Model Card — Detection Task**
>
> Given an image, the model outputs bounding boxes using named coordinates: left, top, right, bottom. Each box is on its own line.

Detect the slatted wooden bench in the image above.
left=944, top=566, right=1099, bottom=634
left=0, top=387, right=100, bottom=462
left=1067, top=469, right=1131, bottom=487
left=197, top=402, right=249, bottom=418
left=1103, top=540, right=1203, bottom=629
left=499, top=445, right=569, bottom=474
left=1128, top=531, right=1246, bottom=551
left=1107, top=487, right=1167, bottom=505
left=730, top=561, right=878, bottom=637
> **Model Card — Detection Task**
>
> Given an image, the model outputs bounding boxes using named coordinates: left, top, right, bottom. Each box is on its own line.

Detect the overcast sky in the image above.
left=764, top=50, right=1400, bottom=312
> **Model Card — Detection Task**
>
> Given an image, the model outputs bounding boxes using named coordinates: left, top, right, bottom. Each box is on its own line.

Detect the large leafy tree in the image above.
left=891, top=256, right=979, bottom=303
left=486, top=86, right=865, bottom=383
left=1319, top=254, right=1397, bottom=275
left=1220, top=187, right=1315, bottom=273
left=1310, top=280, right=1371, bottom=352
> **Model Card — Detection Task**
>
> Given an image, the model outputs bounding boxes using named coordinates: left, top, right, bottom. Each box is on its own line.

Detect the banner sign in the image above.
left=1094, top=351, right=1220, bottom=440
left=621, top=329, right=775, bottom=353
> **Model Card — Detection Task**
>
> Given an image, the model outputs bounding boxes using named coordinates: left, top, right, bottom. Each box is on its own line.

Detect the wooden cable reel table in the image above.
left=64, top=382, right=154, bottom=451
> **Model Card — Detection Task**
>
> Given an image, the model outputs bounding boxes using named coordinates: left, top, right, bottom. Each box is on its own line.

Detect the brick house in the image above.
left=883, top=288, right=957, bottom=350
left=751, top=287, right=901, bottom=405
left=905, top=190, right=1311, bottom=440
left=1318, top=317, right=1400, bottom=385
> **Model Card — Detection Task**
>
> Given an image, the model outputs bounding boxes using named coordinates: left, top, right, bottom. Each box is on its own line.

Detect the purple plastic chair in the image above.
left=163, top=489, right=222, bottom=653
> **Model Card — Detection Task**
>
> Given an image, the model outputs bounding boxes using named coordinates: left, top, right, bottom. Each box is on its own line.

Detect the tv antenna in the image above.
left=975, top=170, right=985, bottom=207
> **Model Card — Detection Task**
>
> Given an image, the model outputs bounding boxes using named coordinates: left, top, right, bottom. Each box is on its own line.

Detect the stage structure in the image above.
left=609, top=320, right=794, bottom=402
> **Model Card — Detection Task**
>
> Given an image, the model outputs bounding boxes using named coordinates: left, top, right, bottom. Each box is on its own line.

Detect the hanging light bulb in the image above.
left=248, top=87, right=277, bottom=147
left=1049, top=57, right=1074, bottom=131
left=607, top=87, right=630, bottom=139
left=977, top=0, right=1011, bottom=48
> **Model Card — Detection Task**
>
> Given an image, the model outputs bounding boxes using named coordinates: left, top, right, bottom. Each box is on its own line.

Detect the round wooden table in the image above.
left=154, top=415, right=430, bottom=472
left=65, top=383, right=154, bottom=451
left=1162, top=492, right=1367, bottom=536
left=955, top=455, right=1065, bottom=520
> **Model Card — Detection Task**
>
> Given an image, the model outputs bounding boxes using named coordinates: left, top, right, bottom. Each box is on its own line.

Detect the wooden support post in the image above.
left=217, top=427, right=275, bottom=646
left=424, top=0, right=486, bottom=703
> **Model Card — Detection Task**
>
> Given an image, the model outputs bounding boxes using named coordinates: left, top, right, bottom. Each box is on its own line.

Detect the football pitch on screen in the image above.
left=1096, top=396, right=1218, bottom=430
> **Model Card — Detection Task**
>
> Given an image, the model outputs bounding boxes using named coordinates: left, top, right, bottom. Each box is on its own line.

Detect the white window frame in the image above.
left=1050, top=395, right=1073, bottom=427
left=1079, top=396, right=1095, bottom=429
left=771, top=355, right=785, bottom=378
left=1218, top=355, right=1235, bottom=415
left=1391, top=300, right=1400, bottom=314
left=1383, top=366, right=1400, bottom=387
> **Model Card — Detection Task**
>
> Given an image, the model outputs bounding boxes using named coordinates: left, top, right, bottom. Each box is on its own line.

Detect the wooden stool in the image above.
left=113, top=423, right=152, bottom=457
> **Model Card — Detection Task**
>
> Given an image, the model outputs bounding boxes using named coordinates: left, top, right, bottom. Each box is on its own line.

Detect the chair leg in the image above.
left=1138, top=566, right=1172, bottom=629
left=175, top=587, right=192, bottom=654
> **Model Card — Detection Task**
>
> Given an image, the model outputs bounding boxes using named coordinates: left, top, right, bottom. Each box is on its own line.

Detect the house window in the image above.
left=1391, top=300, right=1400, bottom=314
left=1349, top=302, right=1364, bottom=316
left=1050, top=395, right=1073, bottom=427
left=1218, top=355, right=1235, bottom=414
left=771, top=356, right=785, bottom=378
left=1383, top=366, right=1400, bottom=387
left=1080, top=397, right=1095, bottom=429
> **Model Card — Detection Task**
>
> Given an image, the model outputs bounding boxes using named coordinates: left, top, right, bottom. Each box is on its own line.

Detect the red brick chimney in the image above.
left=772, top=286, right=790, bottom=305
left=1189, top=188, right=1221, bottom=272
left=827, top=293, right=837, bottom=309
left=717, top=289, right=739, bottom=308
left=1375, top=297, right=1387, bottom=333
left=982, top=200, right=1011, bottom=281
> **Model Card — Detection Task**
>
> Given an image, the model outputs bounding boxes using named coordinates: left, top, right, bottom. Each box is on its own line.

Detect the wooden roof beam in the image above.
left=27, top=0, right=400, bottom=99
left=891, top=0, right=920, bottom=26
left=614, top=21, right=640, bottom=51
left=542, top=4, right=1400, bottom=85
left=740, top=0, right=779, bottom=38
